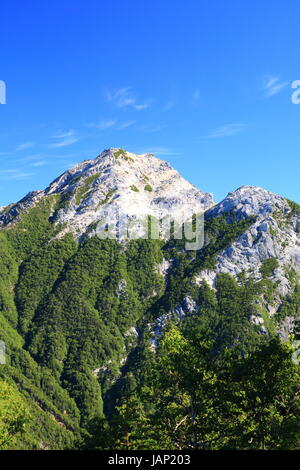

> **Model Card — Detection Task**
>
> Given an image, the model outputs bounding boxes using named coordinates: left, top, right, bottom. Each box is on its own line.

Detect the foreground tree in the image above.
left=146, top=328, right=300, bottom=449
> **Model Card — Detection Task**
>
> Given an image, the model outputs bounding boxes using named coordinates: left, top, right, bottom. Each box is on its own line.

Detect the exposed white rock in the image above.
left=149, top=295, right=198, bottom=348
left=196, top=185, right=300, bottom=306
left=157, top=258, right=171, bottom=277
left=48, top=148, right=214, bottom=240
left=250, top=315, right=267, bottom=334
left=124, top=326, right=139, bottom=337
left=278, top=316, right=296, bottom=341
left=250, top=314, right=265, bottom=325
left=0, top=148, right=214, bottom=241
left=208, top=185, right=290, bottom=220
left=0, top=190, right=44, bottom=228
left=182, top=295, right=198, bottom=313
left=117, top=279, right=127, bottom=296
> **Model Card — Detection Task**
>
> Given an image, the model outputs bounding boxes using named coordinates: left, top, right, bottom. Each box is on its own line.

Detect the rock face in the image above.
left=208, top=185, right=290, bottom=220
left=0, top=148, right=214, bottom=239
left=196, top=185, right=300, bottom=299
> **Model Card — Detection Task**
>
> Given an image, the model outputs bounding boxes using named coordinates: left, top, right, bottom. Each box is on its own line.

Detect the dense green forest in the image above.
left=0, top=195, right=300, bottom=450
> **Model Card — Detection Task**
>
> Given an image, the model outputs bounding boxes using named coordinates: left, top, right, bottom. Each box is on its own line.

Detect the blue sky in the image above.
left=1, top=0, right=300, bottom=206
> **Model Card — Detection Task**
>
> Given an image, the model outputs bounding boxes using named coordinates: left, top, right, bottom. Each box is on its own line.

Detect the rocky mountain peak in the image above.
left=197, top=185, right=300, bottom=304
left=207, top=185, right=290, bottom=220
left=0, top=148, right=215, bottom=239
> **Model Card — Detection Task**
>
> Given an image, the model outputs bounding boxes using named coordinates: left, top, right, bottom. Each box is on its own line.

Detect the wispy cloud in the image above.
left=49, top=130, right=79, bottom=148
left=105, top=87, right=151, bottom=110
left=17, top=154, right=42, bottom=163
left=31, top=160, right=48, bottom=167
left=0, top=169, right=34, bottom=180
left=263, top=76, right=289, bottom=97
left=134, top=103, right=149, bottom=110
left=94, top=120, right=117, bottom=130
left=54, top=129, right=76, bottom=138
left=49, top=137, right=79, bottom=148
left=16, top=142, right=35, bottom=151
left=116, top=120, right=136, bottom=130
left=87, top=119, right=136, bottom=131
left=208, top=123, right=246, bottom=138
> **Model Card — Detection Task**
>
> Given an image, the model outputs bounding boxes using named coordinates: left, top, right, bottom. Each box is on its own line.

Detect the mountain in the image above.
left=1, top=148, right=300, bottom=450
left=199, top=185, right=300, bottom=312
left=0, top=148, right=214, bottom=239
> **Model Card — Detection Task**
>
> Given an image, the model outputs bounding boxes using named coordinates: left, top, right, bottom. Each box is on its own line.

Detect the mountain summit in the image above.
left=0, top=148, right=214, bottom=239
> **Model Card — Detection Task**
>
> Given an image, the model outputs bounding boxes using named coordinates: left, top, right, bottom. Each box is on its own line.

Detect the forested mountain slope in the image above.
left=0, top=149, right=300, bottom=450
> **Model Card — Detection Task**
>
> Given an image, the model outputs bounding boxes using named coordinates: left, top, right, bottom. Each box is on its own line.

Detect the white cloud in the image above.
left=134, top=103, right=149, bottom=110
left=117, top=120, right=136, bottom=130
left=49, top=129, right=79, bottom=148
left=0, top=169, right=34, bottom=180
left=31, top=160, right=48, bottom=167
left=16, top=142, right=35, bottom=151
left=88, top=119, right=135, bottom=130
left=49, top=137, right=79, bottom=148
left=95, top=120, right=117, bottom=130
left=105, top=87, right=151, bottom=110
left=54, top=129, right=75, bottom=138
left=263, top=76, right=288, bottom=97
left=17, top=154, right=42, bottom=163
left=208, top=123, right=246, bottom=138
left=106, top=87, right=134, bottom=107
